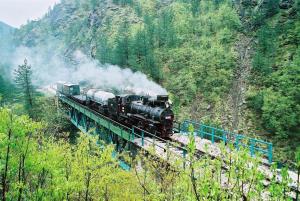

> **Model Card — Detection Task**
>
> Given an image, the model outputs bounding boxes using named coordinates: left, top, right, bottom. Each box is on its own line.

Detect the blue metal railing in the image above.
left=179, top=120, right=273, bottom=163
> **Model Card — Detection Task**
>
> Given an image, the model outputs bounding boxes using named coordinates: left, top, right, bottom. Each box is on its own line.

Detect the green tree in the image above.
left=96, top=33, right=113, bottom=64
left=0, top=64, right=15, bottom=103
left=262, top=89, right=297, bottom=138
left=14, top=59, right=34, bottom=117
left=190, top=0, right=200, bottom=17
left=114, top=21, right=130, bottom=67
left=252, top=25, right=278, bottom=76
left=157, top=8, right=177, bottom=48
left=0, top=108, right=42, bottom=200
left=265, top=0, right=280, bottom=17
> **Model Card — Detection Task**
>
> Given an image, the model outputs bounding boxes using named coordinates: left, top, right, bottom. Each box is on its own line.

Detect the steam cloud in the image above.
left=11, top=47, right=167, bottom=96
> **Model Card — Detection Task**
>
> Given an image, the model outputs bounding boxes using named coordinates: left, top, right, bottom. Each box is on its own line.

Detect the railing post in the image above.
left=211, top=127, right=215, bottom=144
left=250, top=139, right=255, bottom=157
left=121, top=128, right=123, bottom=138
left=141, top=131, right=144, bottom=146
left=268, top=143, right=273, bottom=163
left=178, top=122, right=181, bottom=133
left=200, top=124, right=204, bottom=138
left=222, top=131, right=227, bottom=144
left=131, top=127, right=135, bottom=142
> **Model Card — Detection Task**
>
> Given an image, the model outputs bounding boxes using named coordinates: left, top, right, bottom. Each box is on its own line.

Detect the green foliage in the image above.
left=0, top=64, right=16, bottom=104
left=0, top=108, right=139, bottom=200
left=252, top=25, right=277, bottom=76
left=157, top=8, right=177, bottom=48
left=34, top=97, right=75, bottom=140
left=114, top=21, right=131, bottom=67
left=132, top=139, right=293, bottom=200
left=248, top=1, right=300, bottom=145
left=261, top=89, right=298, bottom=138
left=265, top=0, right=280, bottom=17
left=0, top=107, right=297, bottom=200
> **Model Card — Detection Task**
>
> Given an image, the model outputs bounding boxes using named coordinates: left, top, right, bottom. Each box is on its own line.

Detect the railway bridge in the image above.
left=58, top=94, right=273, bottom=163
left=57, top=93, right=299, bottom=199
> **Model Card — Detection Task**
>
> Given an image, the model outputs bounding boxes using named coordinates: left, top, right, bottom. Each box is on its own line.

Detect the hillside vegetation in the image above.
left=0, top=0, right=298, bottom=161
left=0, top=107, right=296, bottom=200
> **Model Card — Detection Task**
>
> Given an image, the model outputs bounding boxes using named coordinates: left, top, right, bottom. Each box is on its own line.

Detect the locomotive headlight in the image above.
left=165, top=116, right=172, bottom=120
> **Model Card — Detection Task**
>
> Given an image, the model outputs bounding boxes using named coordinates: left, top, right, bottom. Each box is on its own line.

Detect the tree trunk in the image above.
left=85, top=172, right=91, bottom=201
left=190, top=163, right=200, bottom=201
left=2, top=127, right=12, bottom=201
left=18, top=135, right=31, bottom=201
left=17, top=155, right=23, bottom=201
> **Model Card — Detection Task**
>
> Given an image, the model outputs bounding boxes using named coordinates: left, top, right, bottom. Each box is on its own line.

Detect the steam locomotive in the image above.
left=56, top=82, right=174, bottom=138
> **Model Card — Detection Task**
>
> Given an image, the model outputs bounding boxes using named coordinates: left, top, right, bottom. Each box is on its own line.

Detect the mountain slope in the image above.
left=14, top=0, right=300, bottom=161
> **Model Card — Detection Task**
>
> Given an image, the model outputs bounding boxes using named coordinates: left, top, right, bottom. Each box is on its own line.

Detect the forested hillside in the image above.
left=0, top=1, right=299, bottom=200
left=3, top=0, right=299, bottom=161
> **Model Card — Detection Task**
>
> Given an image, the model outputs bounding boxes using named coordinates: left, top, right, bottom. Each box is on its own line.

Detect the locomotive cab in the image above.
left=128, top=95, right=174, bottom=138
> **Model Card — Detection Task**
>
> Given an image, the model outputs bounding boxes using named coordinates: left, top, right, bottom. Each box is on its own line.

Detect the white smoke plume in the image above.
left=11, top=47, right=167, bottom=96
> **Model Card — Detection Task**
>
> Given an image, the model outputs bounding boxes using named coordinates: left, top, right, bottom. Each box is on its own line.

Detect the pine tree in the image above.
left=114, top=21, right=130, bottom=67
left=96, top=33, right=112, bottom=64
left=157, top=9, right=176, bottom=48
left=14, top=59, right=34, bottom=117
left=190, top=0, right=200, bottom=17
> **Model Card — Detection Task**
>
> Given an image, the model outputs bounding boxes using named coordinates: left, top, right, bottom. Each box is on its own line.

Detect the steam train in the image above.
left=56, top=82, right=174, bottom=138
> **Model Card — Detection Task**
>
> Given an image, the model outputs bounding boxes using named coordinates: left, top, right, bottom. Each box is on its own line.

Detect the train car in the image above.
left=56, top=82, right=80, bottom=96
left=56, top=82, right=86, bottom=104
left=86, top=89, right=115, bottom=115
